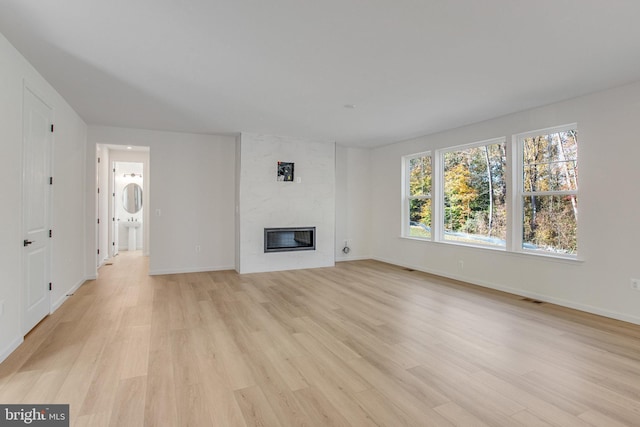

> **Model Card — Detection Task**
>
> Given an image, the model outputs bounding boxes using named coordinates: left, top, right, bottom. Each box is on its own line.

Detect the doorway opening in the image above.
left=96, top=144, right=150, bottom=267
left=114, top=161, right=144, bottom=254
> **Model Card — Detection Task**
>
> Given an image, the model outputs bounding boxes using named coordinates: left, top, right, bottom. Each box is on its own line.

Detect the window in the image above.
left=516, top=125, right=578, bottom=255
left=441, top=138, right=507, bottom=247
left=401, top=124, right=578, bottom=259
left=404, top=153, right=432, bottom=239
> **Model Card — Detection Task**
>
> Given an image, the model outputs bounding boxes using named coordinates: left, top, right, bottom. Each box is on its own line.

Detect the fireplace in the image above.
left=264, top=227, right=316, bottom=253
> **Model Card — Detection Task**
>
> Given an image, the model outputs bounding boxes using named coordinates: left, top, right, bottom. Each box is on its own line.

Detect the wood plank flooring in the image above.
left=1, top=251, right=640, bottom=426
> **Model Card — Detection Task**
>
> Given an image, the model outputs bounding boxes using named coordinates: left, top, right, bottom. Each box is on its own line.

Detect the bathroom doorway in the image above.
left=114, top=161, right=144, bottom=254
left=96, top=144, right=150, bottom=265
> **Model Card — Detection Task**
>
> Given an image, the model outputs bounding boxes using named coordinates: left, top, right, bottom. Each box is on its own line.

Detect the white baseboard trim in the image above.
left=50, top=277, right=89, bottom=313
left=148, top=265, right=235, bottom=276
left=0, top=336, right=23, bottom=364
left=372, top=256, right=640, bottom=327
left=335, top=255, right=371, bottom=262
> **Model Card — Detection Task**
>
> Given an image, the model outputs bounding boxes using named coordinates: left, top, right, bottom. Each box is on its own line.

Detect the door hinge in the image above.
left=97, top=218, right=100, bottom=224
left=97, top=187, right=100, bottom=194
left=50, top=124, right=54, bottom=133
left=112, top=193, right=115, bottom=197
left=49, top=230, right=52, bottom=238
left=49, top=282, right=52, bottom=291
left=112, top=242, right=115, bottom=246
left=97, top=249, right=100, bottom=255
left=98, top=157, right=101, bottom=163
left=113, top=168, right=116, bottom=173
left=49, top=177, right=53, bottom=185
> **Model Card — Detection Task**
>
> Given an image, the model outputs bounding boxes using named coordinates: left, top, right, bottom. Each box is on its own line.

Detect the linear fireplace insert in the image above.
left=264, top=227, right=316, bottom=253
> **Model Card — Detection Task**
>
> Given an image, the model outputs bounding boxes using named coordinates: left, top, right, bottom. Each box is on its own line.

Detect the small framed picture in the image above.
left=277, top=161, right=294, bottom=182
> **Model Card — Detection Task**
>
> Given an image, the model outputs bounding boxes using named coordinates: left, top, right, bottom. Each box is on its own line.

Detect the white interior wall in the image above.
left=50, top=100, right=88, bottom=312
left=370, top=80, right=640, bottom=325
left=0, top=32, right=88, bottom=362
left=88, top=126, right=236, bottom=275
left=335, top=145, right=371, bottom=261
left=90, top=130, right=358, bottom=276
left=238, top=133, right=336, bottom=273
left=234, top=135, right=242, bottom=272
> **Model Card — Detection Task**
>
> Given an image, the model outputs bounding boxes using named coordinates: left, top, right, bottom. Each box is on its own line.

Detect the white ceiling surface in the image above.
left=2, top=1, right=640, bottom=147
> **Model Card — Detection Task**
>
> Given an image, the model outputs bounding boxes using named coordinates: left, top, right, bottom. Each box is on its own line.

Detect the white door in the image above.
left=22, top=87, right=52, bottom=334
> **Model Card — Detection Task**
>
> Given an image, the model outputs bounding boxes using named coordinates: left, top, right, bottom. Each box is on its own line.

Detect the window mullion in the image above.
left=509, top=135, right=522, bottom=252
left=433, top=149, right=443, bottom=242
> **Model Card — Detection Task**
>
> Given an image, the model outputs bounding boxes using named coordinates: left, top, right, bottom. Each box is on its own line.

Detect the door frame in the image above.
left=101, top=146, right=150, bottom=258
left=111, top=160, right=119, bottom=257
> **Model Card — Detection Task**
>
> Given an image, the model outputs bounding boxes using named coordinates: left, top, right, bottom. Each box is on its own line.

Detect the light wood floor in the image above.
left=1, top=252, right=640, bottom=426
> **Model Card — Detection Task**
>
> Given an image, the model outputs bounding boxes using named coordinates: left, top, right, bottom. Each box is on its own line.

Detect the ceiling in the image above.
left=2, top=1, right=640, bottom=147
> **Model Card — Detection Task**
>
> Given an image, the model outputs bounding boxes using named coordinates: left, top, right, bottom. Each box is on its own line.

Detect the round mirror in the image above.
left=123, top=183, right=143, bottom=213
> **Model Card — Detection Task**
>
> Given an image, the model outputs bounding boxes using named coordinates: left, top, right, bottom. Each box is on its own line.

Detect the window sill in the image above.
left=399, top=235, right=584, bottom=263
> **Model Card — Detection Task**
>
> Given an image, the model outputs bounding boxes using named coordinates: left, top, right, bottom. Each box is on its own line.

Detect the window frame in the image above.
left=401, top=125, right=579, bottom=261
left=402, top=151, right=432, bottom=240
left=436, top=137, right=507, bottom=247
left=513, top=123, right=578, bottom=258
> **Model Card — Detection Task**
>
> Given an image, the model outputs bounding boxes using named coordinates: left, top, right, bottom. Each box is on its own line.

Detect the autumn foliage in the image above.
left=408, top=130, right=577, bottom=254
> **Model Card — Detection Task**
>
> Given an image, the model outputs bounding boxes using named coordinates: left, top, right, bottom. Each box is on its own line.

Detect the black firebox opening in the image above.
left=264, top=227, right=316, bottom=253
